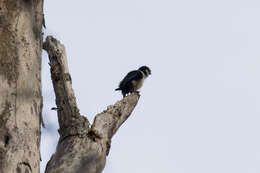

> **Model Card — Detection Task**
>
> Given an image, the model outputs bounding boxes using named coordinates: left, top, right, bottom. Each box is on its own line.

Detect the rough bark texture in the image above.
left=0, top=0, right=43, bottom=173
left=43, top=36, right=140, bottom=173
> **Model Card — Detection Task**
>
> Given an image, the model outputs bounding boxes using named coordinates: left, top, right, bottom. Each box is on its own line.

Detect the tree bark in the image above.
left=0, top=0, right=43, bottom=173
left=43, top=36, right=140, bottom=173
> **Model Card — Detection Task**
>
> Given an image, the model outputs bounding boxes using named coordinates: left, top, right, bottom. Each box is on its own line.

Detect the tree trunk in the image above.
left=0, top=0, right=43, bottom=173
left=43, top=36, right=140, bottom=173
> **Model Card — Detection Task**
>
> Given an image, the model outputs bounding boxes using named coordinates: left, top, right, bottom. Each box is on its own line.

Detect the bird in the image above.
left=115, top=66, right=151, bottom=97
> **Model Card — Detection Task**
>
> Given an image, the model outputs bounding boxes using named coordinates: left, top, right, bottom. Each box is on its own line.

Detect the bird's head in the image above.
left=139, top=66, right=151, bottom=77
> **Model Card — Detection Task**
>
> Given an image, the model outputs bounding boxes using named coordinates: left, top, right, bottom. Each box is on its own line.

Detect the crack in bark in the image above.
left=87, top=129, right=102, bottom=142
left=0, top=101, right=11, bottom=124
left=17, top=162, right=32, bottom=173
left=105, top=139, right=111, bottom=156
left=4, top=135, right=9, bottom=147
left=0, top=101, right=12, bottom=149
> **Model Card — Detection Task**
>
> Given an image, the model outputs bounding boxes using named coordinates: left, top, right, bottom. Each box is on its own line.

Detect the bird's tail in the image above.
left=115, top=88, right=121, bottom=91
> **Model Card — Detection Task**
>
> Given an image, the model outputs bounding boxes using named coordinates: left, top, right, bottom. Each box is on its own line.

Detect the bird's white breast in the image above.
left=132, top=71, right=145, bottom=91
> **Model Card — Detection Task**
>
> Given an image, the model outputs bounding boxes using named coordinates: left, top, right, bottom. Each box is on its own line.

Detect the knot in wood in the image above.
left=106, top=105, right=121, bottom=117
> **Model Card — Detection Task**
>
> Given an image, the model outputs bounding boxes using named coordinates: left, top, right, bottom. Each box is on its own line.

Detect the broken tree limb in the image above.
left=91, top=93, right=140, bottom=141
left=43, top=36, right=140, bottom=173
left=43, top=36, right=89, bottom=140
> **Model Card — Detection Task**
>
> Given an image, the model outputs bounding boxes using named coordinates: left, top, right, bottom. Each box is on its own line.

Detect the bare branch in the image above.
left=43, top=36, right=141, bottom=172
left=91, top=93, right=140, bottom=140
left=43, top=36, right=89, bottom=139
left=91, top=93, right=140, bottom=155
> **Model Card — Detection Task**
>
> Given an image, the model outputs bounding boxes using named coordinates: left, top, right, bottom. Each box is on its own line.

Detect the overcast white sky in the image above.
left=41, top=0, right=260, bottom=172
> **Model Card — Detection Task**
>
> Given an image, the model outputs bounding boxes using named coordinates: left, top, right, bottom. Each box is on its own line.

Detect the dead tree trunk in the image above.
left=0, top=0, right=43, bottom=173
left=43, top=36, right=140, bottom=173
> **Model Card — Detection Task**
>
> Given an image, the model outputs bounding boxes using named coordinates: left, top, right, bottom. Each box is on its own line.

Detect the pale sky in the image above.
left=41, top=0, right=260, bottom=172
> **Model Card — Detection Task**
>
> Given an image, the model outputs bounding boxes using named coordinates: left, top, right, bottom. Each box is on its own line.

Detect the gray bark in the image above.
left=43, top=36, right=140, bottom=173
left=0, top=0, right=43, bottom=173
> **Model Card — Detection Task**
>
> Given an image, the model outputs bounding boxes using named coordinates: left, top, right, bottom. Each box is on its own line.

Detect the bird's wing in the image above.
left=119, top=70, right=143, bottom=88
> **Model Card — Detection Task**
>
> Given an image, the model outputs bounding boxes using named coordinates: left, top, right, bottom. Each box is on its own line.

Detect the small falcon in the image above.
left=115, top=66, right=151, bottom=97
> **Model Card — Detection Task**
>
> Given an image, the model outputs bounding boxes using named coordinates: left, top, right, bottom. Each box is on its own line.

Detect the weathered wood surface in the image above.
left=0, top=0, right=44, bottom=172
left=43, top=36, right=140, bottom=173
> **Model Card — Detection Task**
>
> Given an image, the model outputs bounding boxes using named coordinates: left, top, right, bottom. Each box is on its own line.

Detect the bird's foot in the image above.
left=133, top=91, right=140, bottom=95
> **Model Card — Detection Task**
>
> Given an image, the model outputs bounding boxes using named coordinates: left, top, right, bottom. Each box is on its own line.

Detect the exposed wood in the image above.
left=43, top=36, right=89, bottom=140
left=0, top=0, right=43, bottom=172
left=43, top=36, right=140, bottom=173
